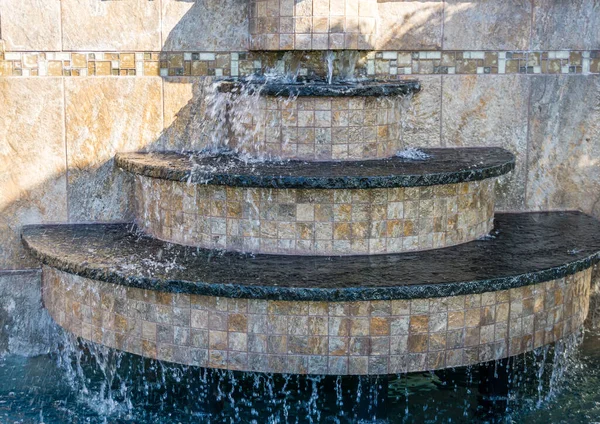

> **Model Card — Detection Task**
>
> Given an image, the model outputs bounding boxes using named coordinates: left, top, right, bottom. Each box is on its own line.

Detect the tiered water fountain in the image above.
left=20, top=4, right=600, bottom=380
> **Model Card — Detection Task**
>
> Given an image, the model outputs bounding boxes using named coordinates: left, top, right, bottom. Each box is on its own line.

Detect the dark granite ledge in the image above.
left=216, top=78, right=421, bottom=97
left=115, top=147, right=515, bottom=189
left=21, top=212, right=600, bottom=301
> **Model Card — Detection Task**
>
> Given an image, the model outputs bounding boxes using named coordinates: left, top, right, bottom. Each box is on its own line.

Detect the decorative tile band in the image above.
left=134, top=177, right=495, bottom=255
left=43, top=266, right=591, bottom=375
left=1, top=51, right=600, bottom=77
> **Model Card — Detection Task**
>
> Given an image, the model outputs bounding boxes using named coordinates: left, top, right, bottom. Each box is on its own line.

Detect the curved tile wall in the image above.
left=134, top=177, right=496, bottom=255
left=230, top=96, right=402, bottom=161
left=43, top=266, right=591, bottom=375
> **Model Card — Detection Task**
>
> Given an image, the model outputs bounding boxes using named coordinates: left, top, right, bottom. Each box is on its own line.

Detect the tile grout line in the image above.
left=440, top=75, right=445, bottom=147
left=440, top=0, right=446, bottom=52
left=524, top=74, right=534, bottom=209
left=62, top=76, right=69, bottom=222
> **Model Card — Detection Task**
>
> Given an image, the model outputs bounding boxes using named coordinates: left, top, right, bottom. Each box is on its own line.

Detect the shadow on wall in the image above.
left=375, top=0, right=444, bottom=50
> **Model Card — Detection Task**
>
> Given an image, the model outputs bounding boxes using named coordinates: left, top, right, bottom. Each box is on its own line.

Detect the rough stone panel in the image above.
left=160, top=77, right=216, bottom=151
left=443, top=0, right=532, bottom=50
left=0, top=78, right=67, bottom=269
left=401, top=75, right=442, bottom=148
left=0, top=0, right=61, bottom=50
left=61, top=0, right=161, bottom=51
left=441, top=75, right=529, bottom=210
left=527, top=75, right=600, bottom=217
left=162, top=0, right=248, bottom=51
left=531, top=0, right=600, bottom=50
left=0, top=270, right=60, bottom=356
left=65, top=78, right=162, bottom=222
left=375, top=1, right=443, bottom=50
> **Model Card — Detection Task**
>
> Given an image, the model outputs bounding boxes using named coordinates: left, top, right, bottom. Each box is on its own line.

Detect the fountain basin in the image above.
left=22, top=212, right=600, bottom=375
left=116, top=148, right=513, bottom=255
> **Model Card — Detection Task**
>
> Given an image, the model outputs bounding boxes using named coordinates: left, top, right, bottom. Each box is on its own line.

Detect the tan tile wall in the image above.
left=231, top=96, right=401, bottom=161
left=43, top=266, right=592, bottom=375
left=134, top=178, right=495, bottom=255
left=249, top=0, right=378, bottom=50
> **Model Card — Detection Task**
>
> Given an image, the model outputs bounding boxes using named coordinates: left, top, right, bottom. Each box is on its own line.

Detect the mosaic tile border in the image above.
left=1, top=51, right=600, bottom=77
left=43, top=266, right=592, bottom=375
left=134, top=177, right=495, bottom=256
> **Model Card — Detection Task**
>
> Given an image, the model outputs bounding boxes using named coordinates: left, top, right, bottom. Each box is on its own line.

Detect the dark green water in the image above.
left=0, top=328, right=598, bottom=424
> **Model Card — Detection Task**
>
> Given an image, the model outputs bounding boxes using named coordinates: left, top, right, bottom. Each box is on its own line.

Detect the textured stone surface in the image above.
left=0, top=270, right=59, bottom=356
left=227, top=94, right=404, bottom=161
left=61, top=0, right=161, bottom=51
left=116, top=148, right=515, bottom=188
left=160, top=77, right=215, bottom=152
left=162, top=0, right=248, bottom=51
left=441, top=75, right=529, bottom=210
left=443, top=0, right=531, bottom=50
left=0, top=78, right=67, bottom=269
left=527, top=76, right=600, bottom=218
left=249, top=0, right=378, bottom=50
left=401, top=75, right=442, bottom=148
left=132, top=178, right=495, bottom=255
left=0, top=0, right=61, bottom=50
left=43, top=266, right=591, bottom=374
left=532, top=0, right=600, bottom=50
left=375, top=1, right=444, bottom=50
left=21, top=212, right=600, bottom=301
left=219, top=79, right=421, bottom=97
left=65, top=78, right=162, bottom=222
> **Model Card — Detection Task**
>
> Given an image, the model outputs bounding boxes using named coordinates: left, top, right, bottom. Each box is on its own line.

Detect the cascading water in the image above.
left=0, top=326, right=595, bottom=423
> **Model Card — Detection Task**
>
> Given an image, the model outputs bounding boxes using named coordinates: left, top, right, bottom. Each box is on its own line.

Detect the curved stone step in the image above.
left=22, top=212, right=600, bottom=375
left=116, top=148, right=514, bottom=255
left=22, top=212, right=599, bottom=301
left=115, top=147, right=514, bottom=189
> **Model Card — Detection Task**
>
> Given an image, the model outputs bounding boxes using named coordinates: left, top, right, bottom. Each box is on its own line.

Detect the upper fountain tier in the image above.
left=214, top=77, right=422, bottom=162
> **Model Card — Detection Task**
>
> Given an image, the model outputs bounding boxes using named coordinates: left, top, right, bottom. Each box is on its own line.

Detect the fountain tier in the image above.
left=22, top=212, right=600, bottom=375
left=116, top=147, right=514, bottom=255
left=217, top=79, right=421, bottom=161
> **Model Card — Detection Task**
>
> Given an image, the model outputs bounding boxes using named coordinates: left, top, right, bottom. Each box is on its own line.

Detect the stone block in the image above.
left=0, top=0, right=61, bottom=50
left=64, top=77, right=162, bottom=222
left=527, top=75, right=600, bottom=217
left=441, top=75, right=529, bottom=209
left=0, top=78, right=67, bottom=269
left=443, top=0, right=531, bottom=50
left=375, top=1, right=443, bottom=50
left=61, top=0, right=161, bottom=51
left=162, top=0, right=248, bottom=51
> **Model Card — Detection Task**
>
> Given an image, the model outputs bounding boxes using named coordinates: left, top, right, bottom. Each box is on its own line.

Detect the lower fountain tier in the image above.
left=22, top=212, right=600, bottom=375
left=116, top=147, right=514, bottom=255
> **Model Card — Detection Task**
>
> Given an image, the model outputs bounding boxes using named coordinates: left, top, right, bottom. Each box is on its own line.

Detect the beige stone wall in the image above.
left=1, top=1, right=600, bottom=271
left=42, top=266, right=592, bottom=374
